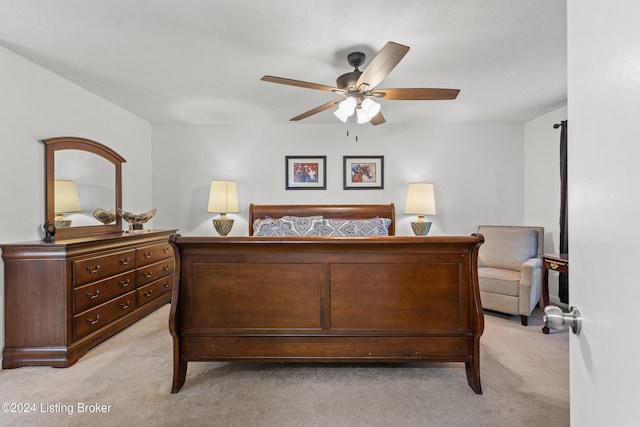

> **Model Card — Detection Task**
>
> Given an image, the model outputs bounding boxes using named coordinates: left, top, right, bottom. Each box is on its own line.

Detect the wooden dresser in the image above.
left=1, top=229, right=177, bottom=368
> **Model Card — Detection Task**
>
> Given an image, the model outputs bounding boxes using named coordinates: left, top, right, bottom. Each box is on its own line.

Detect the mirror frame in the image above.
left=43, top=136, right=126, bottom=239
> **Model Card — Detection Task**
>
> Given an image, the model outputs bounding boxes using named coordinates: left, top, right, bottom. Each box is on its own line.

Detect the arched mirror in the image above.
left=43, top=136, right=126, bottom=239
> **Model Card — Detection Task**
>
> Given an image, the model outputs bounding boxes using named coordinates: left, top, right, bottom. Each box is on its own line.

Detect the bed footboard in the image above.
left=169, top=235, right=484, bottom=394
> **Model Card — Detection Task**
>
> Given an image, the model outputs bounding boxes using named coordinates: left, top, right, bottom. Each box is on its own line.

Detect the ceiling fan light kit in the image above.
left=261, top=41, right=460, bottom=126
left=337, top=97, right=357, bottom=117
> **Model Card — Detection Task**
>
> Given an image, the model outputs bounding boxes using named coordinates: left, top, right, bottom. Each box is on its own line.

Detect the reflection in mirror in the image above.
left=53, top=179, right=81, bottom=227
left=55, top=150, right=116, bottom=227
left=43, top=136, right=126, bottom=239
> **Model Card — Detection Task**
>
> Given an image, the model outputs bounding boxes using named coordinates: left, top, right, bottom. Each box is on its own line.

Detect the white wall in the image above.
left=0, top=43, right=567, bottom=367
left=152, top=122, right=526, bottom=237
left=524, top=105, right=568, bottom=306
left=0, top=46, right=153, bottom=366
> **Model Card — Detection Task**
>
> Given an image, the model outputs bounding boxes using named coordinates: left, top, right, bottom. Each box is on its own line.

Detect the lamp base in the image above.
left=411, top=221, right=432, bottom=236
left=55, top=214, right=71, bottom=228
left=213, top=217, right=234, bottom=236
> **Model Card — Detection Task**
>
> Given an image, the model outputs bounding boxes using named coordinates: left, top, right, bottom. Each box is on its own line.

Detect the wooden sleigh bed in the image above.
left=168, top=204, right=485, bottom=394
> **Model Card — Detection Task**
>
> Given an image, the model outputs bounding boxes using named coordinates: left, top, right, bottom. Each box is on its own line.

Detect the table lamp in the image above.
left=405, top=182, right=436, bottom=236
left=208, top=180, right=239, bottom=236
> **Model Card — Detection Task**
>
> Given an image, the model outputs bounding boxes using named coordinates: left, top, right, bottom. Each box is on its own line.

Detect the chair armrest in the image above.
left=519, top=257, right=543, bottom=316
left=522, top=257, right=542, bottom=271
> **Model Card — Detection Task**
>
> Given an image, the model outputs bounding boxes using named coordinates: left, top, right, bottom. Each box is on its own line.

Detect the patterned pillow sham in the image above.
left=307, top=217, right=391, bottom=237
left=253, top=216, right=324, bottom=236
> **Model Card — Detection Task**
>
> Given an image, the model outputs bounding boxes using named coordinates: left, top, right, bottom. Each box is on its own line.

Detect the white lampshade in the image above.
left=356, top=99, right=381, bottom=124
left=334, top=109, right=349, bottom=123
left=338, top=97, right=357, bottom=116
left=54, top=180, right=81, bottom=213
left=356, top=107, right=369, bottom=124
left=361, top=98, right=381, bottom=118
left=207, top=180, right=239, bottom=214
left=405, top=182, right=436, bottom=215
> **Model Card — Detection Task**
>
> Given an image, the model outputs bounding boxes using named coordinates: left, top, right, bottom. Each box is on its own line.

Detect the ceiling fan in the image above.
left=261, top=41, right=460, bottom=126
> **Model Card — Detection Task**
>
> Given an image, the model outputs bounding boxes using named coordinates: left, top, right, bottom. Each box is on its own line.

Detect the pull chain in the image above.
left=344, top=116, right=359, bottom=142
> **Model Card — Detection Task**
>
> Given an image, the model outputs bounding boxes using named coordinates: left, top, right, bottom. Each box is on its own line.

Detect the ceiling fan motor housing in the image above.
left=336, top=70, right=363, bottom=90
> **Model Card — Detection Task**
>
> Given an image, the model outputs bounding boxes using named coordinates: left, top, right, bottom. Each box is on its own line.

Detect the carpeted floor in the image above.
left=0, top=305, right=569, bottom=427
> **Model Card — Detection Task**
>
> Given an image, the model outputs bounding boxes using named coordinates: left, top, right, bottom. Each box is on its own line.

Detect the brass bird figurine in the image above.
left=118, top=208, right=156, bottom=230
left=93, top=208, right=117, bottom=225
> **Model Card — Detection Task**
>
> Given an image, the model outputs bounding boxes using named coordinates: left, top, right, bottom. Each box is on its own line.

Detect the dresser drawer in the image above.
left=74, top=249, right=136, bottom=285
left=137, top=275, right=173, bottom=306
left=137, top=259, right=174, bottom=286
left=137, top=242, right=174, bottom=267
left=73, top=271, right=136, bottom=314
left=73, top=291, right=136, bottom=340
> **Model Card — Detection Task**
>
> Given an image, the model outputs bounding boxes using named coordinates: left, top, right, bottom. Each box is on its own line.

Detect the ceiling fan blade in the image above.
left=261, top=75, right=341, bottom=93
left=356, top=42, right=410, bottom=90
left=369, top=111, right=386, bottom=126
left=374, top=88, right=460, bottom=100
left=290, top=99, right=341, bottom=121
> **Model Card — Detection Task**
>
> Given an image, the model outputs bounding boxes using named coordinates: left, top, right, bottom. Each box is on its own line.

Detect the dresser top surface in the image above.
left=1, top=229, right=178, bottom=259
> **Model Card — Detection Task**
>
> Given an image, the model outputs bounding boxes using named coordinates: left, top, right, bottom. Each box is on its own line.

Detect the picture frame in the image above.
left=343, top=156, right=384, bottom=190
left=285, top=156, right=327, bottom=190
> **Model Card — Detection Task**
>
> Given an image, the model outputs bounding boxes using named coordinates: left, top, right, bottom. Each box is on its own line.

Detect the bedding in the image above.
left=253, top=216, right=391, bottom=237
left=248, top=204, right=396, bottom=236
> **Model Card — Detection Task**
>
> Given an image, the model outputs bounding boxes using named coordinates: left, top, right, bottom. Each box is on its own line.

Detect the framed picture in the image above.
left=285, top=156, right=327, bottom=190
left=343, top=156, right=384, bottom=189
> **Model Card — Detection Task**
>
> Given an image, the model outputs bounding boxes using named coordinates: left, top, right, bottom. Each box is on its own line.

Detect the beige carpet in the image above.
left=0, top=305, right=569, bottom=427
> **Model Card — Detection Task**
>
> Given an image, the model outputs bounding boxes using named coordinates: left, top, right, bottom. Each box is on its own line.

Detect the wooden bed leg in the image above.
left=171, top=360, right=187, bottom=394
left=465, top=361, right=482, bottom=394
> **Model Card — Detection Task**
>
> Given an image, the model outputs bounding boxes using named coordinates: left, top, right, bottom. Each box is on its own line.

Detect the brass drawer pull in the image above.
left=85, top=265, right=100, bottom=274
left=119, top=257, right=130, bottom=265
left=163, top=281, right=171, bottom=288
left=143, top=251, right=152, bottom=259
left=143, top=271, right=153, bottom=279
left=86, top=315, right=100, bottom=325
left=119, top=300, right=130, bottom=310
left=86, top=290, right=100, bottom=300
left=163, top=265, right=171, bottom=271
left=163, top=247, right=170, bottom=253
left=549, top=261, right=559, bottom=270
left=144, top=289, right=153, bottom=297
left=119, top=279, right=130, bottom=288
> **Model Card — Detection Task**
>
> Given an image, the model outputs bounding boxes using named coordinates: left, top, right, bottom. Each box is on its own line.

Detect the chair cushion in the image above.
left=478, top=227, right=538, bottom=271
left=478, top=267, right=521, bottom=296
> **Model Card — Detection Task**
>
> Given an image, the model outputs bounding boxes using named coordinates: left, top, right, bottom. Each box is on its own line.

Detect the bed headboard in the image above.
left=249, top=204, right=395, bottom=236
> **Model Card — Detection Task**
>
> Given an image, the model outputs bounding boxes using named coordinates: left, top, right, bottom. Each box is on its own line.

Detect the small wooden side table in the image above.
left=541, top=253, right=569, bottom=334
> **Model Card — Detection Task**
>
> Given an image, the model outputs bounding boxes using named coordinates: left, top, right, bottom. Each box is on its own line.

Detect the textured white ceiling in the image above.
left=0, top=0, right=567, bottom=125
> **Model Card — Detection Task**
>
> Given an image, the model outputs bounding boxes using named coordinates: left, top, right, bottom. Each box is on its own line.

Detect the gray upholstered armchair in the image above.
left=477, top=225, right=544, bottom=326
